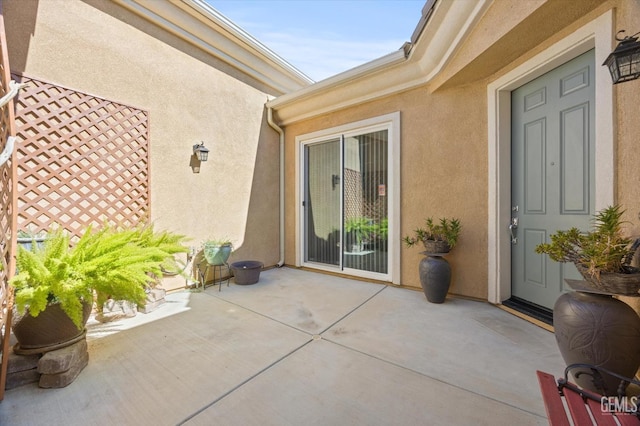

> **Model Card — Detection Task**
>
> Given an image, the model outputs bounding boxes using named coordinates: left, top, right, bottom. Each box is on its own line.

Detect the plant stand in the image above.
left=418, top=252, right=451, bottom=303
left=6, top=338, right=88, bottom=389
left=553, top=279, right=640, bottom=395
left=197, top=262, right=230, bottom=291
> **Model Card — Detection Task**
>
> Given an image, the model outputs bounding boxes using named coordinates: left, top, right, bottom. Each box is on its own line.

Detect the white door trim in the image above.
left=295, top=112, right=401, bottom=283
left=487, top=10, right=615, bottom=304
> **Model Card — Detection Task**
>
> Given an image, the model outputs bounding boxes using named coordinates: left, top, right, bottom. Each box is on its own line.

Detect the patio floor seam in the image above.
left=176, top=338, right=315, bottom=425
left=316, top=284, right=388, bottom=335
left=318, top=335, right=547, bottom=420
left=202, top=284, right=388, bottom=336
left=175, top=285, right=393, bottom=423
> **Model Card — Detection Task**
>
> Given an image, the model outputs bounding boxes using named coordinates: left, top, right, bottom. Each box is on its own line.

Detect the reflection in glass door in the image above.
left=343, top=130, right=388, bottom=274
left=304, top=139, right=341, bottom=266
left=303, top=130, right=388, bottom=276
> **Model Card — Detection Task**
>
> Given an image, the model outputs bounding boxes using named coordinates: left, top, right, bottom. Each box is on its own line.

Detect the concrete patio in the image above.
left=0, top=267, right=563, bottom=425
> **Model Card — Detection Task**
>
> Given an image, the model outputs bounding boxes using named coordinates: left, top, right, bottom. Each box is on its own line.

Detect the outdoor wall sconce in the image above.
left=603, top=30, right=640, bottom=84
left=193, top=142, right=210, bottom=162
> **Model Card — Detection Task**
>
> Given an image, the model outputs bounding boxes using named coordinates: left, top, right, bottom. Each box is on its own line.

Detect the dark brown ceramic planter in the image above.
left=553, top=291, right=640, bottom=395
left=418, top=254, right=451, bottom=303
left=13, top=301, right=92, bottom=354
left=231, top=260, right=263, bottom=285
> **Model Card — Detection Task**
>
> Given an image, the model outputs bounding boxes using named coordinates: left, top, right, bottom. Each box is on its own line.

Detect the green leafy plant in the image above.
left=10, top=223, right=188, bottom=329
left=404, top=217, right=462, bottom=249
left=203, top=238, right=232, bottom=247
left=370, top=217, right=388, bottom=240
left=535, top=205, right=639, bottom=280
left=345, top=217, right=373, bottom=245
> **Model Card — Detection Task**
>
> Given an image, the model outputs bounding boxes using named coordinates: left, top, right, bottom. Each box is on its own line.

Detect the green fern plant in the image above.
left=345, top=217, right=373, bottom=245
left=10, top=224, right=188, bottom=329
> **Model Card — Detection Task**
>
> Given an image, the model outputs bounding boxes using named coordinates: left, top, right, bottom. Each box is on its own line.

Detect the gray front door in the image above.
left=511, top=50, right=595, bottom=310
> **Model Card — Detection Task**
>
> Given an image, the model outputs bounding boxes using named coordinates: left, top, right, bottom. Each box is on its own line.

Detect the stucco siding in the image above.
left=614, top=0, right=640, bottom=236
left=433, top=0, right=605, bottom=90
left=4, top=0, right=280, bottom=268
left=279, top=0, right=640, bottom=303
left=283, top=81, right=489, bottom=298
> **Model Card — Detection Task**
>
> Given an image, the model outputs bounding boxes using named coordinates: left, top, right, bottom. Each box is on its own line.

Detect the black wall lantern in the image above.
left=193, top=142, right=210, bottom=162
left=603, top=30, right=640, bottom=84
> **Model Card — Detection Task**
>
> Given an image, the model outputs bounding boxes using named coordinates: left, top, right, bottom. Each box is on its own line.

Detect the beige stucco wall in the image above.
left=4, top=0, right=281, bottom=277
left=283, top=76, right=489, bottom=299
left=280, top=0, right=640, bottom=301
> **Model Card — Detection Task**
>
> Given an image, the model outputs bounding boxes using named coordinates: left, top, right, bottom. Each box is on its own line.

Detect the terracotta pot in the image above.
left=13, top=301, right=92, bottom=354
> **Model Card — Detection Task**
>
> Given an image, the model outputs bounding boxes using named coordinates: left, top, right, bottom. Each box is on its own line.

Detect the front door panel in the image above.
left=511, top=50, right=595, bottom=310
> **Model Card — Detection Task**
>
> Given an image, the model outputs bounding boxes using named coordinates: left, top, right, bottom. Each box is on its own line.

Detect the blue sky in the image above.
left=208, top=1, right=425, bottom=82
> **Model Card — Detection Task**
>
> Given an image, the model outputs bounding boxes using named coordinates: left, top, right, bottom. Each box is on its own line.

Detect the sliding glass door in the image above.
left=304, top=138, right=341, bottom=266
left=303, top=129, right=389, bottom=277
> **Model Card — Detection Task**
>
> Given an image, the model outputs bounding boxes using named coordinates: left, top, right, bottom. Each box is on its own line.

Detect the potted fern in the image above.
left=404, top=217, right=461, bottom=303
left=10, top=223, right=187, bottom=352
left=345, top=217, right=373, bottom=253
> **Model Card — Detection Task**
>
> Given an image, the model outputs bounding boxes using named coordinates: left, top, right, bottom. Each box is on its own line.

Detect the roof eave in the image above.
left=111, top=0, right=313, bottom=95
left=267, top=0, right=491, bottom=125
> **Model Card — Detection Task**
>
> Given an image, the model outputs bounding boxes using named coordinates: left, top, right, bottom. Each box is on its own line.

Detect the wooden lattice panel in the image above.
left=0, top=73, right=12, bottom=285
left=12, top=74, right=150, bottom=238
left=0, top=6, right=17, bottom=401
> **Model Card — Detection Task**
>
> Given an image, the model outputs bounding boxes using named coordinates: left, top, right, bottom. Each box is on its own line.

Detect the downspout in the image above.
left=266, top=102, right=285, bottom=267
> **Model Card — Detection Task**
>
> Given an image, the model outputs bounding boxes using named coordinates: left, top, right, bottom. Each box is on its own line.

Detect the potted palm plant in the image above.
left=404, top=217, right=461, bottom=303
left=10, top=223, right=187, bottom=353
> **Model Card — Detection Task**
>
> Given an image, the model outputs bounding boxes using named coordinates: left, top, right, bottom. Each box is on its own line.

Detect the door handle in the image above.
left=509, top=217, right=518, bottom=244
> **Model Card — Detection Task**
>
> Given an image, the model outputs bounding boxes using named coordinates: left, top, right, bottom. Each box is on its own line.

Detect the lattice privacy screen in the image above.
left=0, top=77, right=12, bottom=296
left=0, top=10, right=17, bottom=401
left=12, top=74, right=150, bottom=238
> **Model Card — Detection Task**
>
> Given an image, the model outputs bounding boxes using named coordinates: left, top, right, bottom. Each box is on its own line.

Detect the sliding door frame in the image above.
left=295, top=112, right=401, bottom=283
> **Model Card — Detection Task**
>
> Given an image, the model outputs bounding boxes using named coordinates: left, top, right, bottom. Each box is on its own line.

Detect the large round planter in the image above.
left=418, top=254, right=451, bottom=303
left=231, top=261, right=263, bottom=285
left=203, top=243, right=232, bottom=266
left=553, top=291, right=640, bottom=395
left=12, top=301, right=92, bottom=354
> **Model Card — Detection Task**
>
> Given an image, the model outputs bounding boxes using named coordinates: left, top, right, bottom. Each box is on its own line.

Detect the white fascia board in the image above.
left=268, top=0, right=490, bottom=125
left=111, top=0, right=313, bottom=95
